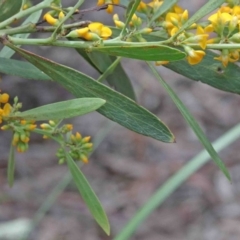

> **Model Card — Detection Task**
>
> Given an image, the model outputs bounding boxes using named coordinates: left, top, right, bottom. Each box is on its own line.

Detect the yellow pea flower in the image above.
left=43, top=13, right=58, bottom=26
left=214, top=49, right=238, bottom=67
left=97, top=0, right=119, bottom=14
left=184, top=46, right=206, bottom=65
left=113, top=14, right=125, bottom=28
left=67, top=22, right=112, bottom=40
left=0, top=93, right=9, bottom=103
left=183, top=26, right=209, bottom=49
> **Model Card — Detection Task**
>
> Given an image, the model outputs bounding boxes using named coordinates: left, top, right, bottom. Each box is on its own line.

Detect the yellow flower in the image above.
left=97, top=0, right=119, bottom=14
left=208, top=11, right=233, bottom=34
left=164, top=9, right=189, bottom=36
left=183, top=26, right=209, bottom=49
left=148, top=0, right=163, bottom=11
left=67, top=22, right=112, bottom=40
left=0, top=103, right=12, bottom=124
left=184, top=46, right=205, bottom=65
left=43, top=13, right=58, bottom=26
left=173, top=4, right=184, bottom=14
left=155, top=61, right=169, bottom=66
left=88, top=22, right=112, bottom=39
left=208, top=11, right=232, bottom=25
left=214, top=49, right=238, bottom=67
left=0, top=93, right=9, bottom=103
left=137, top=1, right=148, bottom=13
left=113, top=14, right=125, bottom=28
left=232, top=5, right=240, bottom=18
left=219, top=6, right=232, bottom=14
left=129, top=14, right=142, bottom=27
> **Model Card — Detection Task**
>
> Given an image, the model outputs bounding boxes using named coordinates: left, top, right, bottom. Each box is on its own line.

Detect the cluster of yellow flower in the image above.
left=11, top=120, right=36, bottom=152
left=0, top=91, right=93, bottom=162
left=207, top=5, right=240, bottom=66
left=158, top=1, right=240, bottom=66
left=0, top=94, right=37, bottom=152
left=156, top=2, right=208, bottom=65
left=94, top=0, right=240, bottom=66
left=0, top=92, right=11, bottom=124
left=41, top=120, right=93, bottom=164
left=56, top=132, right=93, bottom=164
left=42, top=1, right=240, bottom=67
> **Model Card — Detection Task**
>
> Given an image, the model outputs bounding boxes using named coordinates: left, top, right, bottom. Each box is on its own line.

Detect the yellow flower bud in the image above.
left=70, top=134, right=76, bottom=142
left=81, top=143, right=93, bottom=149
left=0, top=93, right=9, bottom=103
left=40, top=123, right=51, bottom=129
left=1, top=125, right=10, bottom=130
left=66, top=124, right=73, bottom=131
left=75, top=132, right=82, bottom=141
left=49, top=120, right=56, bottom=127
left=58, top=11, right=65, bottom=20
left=43, top=13, right=58, bottom=26
left=81, top=136, right=91, bottom=143
left=79, top=154, right=88, bottom=163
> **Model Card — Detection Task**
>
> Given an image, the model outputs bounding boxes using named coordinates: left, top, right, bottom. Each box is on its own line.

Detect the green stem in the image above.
left=189, top=43, right=240, bottom=50
left=97, top=57, right=122, bottom=82
left=7, top=36, right=166, bottom=48
left=0, top=21, right=91, bottom=36
left=0, top=23, right=36, bottom=35
left=6, top=35, right=240, bottom=50
left=33, top=128, right=61, bottom=143
left=0, top=0, right=52, bottom=29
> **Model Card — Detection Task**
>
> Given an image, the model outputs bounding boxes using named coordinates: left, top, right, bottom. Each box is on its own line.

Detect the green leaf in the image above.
left=76, top=49, right=136, bottom=100
left=0, top=10, right=42, bottom=58
left=0, top=57, right=50, bottom=80
left=0, top=0, right=22, bottom=22
left=65, top=153, right=110, bottom=235
left=14, top=98, right=106, bottom=121
left=178, top=0, right=225, bottom=34
left=7, top=144, right=15, bottom=187
left=8, top=45, right=174, bottom=142
left=165, top=50, right=240, bottom=95
left=122, top=0, right=141, bottom=35
left=94, top=45, right=185, bottom=61
left=148, top=62, right=231, bottom=181
left=149, top=0, right=177, bottom=25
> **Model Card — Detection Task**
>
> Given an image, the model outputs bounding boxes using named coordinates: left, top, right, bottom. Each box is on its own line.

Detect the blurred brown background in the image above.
left=1, top=1, right=240, bottom=239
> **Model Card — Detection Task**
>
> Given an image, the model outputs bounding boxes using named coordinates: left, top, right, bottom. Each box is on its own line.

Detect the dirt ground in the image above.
left=1, top=1, right=240, bottom=240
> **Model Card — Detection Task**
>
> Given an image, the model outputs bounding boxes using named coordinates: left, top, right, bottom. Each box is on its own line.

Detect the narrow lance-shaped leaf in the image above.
left=148, top=62, right=231, bottom=181
left=114, top=122, right=240, bottom=240
left=65, top=152, right=110, bottom=235
left=93, top=45, right=185, bottom=61
left=0, top=57, right=51, bottom=80
left=76, top=49, right=136, bottom=100
left=13, top=98, right=106, bottom=121
left=5, top=43, right=175, bottom=142
left=165, top=50, right=240, bottom=95
left=7, top=144, right=15, bottom=187
left=0, top=0, right=22, bottom=22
